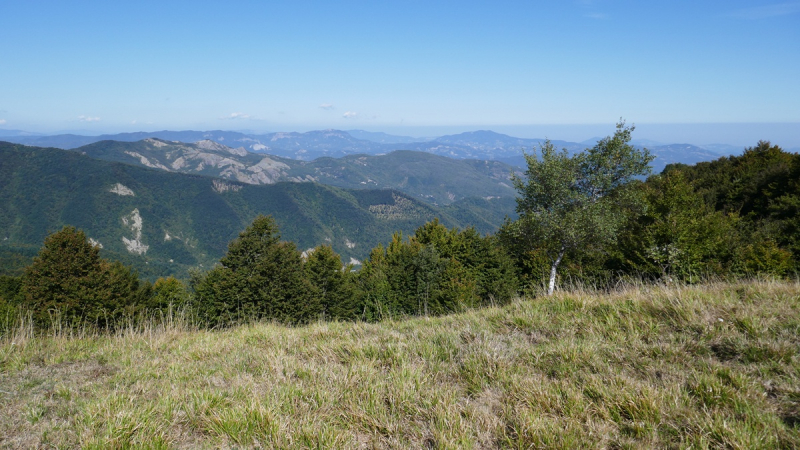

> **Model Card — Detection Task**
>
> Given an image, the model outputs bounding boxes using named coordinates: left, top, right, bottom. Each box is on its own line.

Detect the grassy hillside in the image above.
left=1, top=280, right=798, bottom=448
left=0, top=143, right=475, bottom=280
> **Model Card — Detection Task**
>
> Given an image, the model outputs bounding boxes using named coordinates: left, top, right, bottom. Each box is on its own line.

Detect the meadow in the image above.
left=1, top=279, right=799, bottom=449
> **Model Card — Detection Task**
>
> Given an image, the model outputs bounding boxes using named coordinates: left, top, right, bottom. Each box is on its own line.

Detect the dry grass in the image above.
left=1, top=280, right=799, bottom=449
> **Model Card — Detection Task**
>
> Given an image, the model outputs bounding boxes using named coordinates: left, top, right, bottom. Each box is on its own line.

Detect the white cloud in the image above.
left=131, top=119, right=137, bottom=124
left=222, top=112, right=252, bottom=120
left=0, top=119, right=6, bottom=125
left=728, top=2, right=800, bottom=19
left=343, top=111, right=358, bottom=119
left=319, top=103, right=335, bottom=110
left=78, top=115, right=101, bottom=122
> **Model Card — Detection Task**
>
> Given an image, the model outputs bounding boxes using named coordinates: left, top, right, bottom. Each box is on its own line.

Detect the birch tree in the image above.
left=508, top=121, right=652, bottom=295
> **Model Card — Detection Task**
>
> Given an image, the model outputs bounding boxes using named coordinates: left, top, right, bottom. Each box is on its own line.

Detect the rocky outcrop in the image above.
left=121, top=208, right=148, bottom=255
left=109, top=183, right=135, bottom=196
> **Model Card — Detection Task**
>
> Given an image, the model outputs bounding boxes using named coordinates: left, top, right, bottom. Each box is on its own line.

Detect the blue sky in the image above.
left=1, top=1, right=798, bottom=145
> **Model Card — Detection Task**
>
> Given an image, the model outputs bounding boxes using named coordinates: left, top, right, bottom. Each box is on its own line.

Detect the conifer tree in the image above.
left=305, top=245, right=355, bottom=320
left=194, top=215, right=319, bottom=325
left=20, top=226, right=143, bottom=327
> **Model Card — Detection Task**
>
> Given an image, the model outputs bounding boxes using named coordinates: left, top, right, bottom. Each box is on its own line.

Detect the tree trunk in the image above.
left=548, top=246, right=566, bottom=296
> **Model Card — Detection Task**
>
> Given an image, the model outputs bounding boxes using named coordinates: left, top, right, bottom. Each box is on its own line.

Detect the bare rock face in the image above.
left=212, top=179, right=243, bottom=193
left=125, top=151, right=172, bottom=171
left=121, top=208, right=148, bottom=255
left=217, top=156, right=291, bottom=184
left=109, top=183, right=135, bottom=196
left=133, top=138, right=291, bottom=184
left=144, top=138, right=169, bottom=148
left=196, top=139, right=248, bottom=157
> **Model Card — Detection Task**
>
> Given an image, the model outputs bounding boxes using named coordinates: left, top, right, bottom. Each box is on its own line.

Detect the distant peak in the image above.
left=195, top=139, right=247, bottom=156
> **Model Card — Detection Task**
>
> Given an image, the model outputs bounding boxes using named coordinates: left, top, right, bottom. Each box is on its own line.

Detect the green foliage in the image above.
left=0, top=275, right=20, bottom=305
left=503, top=121, right=653, bottom=293
left=19, top=226, right=146, bottom=328
left=415, top=219, right=518, bottom=305
left=355, top=219, right=518, bottom=320
left=615, top=170, right=740, bottom=280
left=149, top=276, right=191, bottom=311
left=676, top=141, right=796, bottom=218
left=652, top=141, right=800, bottom=276
left=304, top=245, right=356, bottom=321
left=0, top=275, right=22, bottom=334
left=193, top=215, right=319, bottom=326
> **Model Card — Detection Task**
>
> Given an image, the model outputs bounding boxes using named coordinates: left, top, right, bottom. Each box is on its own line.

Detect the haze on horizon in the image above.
left=1, top=1, right=798, bottom=147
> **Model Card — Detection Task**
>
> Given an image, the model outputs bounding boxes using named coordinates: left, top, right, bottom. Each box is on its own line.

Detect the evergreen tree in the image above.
left=304, top=245, right=356, bottom=320
left=355, top=220, right=518, bottom=320
left=20, top=226, right=144, bottom=327
left=194, top=215, right=319, bottom=325
left=416, top=219, right=517, bottom=305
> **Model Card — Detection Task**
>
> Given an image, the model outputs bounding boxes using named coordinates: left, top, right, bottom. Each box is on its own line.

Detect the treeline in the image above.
left=502, top=140, right=798, bottom=286
left=0, top=217, right=517, bottom=329
left=1, top=138, right=798, bottom=332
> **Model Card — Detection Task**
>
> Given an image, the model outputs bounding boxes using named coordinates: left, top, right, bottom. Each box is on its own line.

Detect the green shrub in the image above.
left=355, top=220, right=518, bottom=320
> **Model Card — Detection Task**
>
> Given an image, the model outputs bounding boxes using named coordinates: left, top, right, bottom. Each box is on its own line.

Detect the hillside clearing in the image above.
left=1, top=280, right=799, bottom=448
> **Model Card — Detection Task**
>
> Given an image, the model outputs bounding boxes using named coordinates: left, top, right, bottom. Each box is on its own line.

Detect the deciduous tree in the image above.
left=504, top=121, right=652, bottom=294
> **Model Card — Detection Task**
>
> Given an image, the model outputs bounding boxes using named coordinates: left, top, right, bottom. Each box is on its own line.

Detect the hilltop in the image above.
left=1, top=280, right=798, bottom=448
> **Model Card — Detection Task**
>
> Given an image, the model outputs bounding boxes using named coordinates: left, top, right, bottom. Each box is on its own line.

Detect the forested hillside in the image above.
left=0, top=142, right=496, bottom=279
left=1, top=135, right=797, bottom=334
left=74, top=139, right=518, bottom=207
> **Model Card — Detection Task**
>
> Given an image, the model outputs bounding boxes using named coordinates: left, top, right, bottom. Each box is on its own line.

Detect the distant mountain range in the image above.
left=0, top=142, right=515, bottom=280
left=71, top=138, right=517, bottom=207
left=0, top=128, right=751, bottom=173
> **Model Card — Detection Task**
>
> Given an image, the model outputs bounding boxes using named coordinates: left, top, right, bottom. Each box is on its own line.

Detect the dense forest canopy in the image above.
left=1, top=138, right=798, bottom=331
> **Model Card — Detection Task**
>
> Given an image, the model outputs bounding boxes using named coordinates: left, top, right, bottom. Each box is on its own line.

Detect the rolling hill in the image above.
left=73, top=139, right=519, bottom=207
left=0, top=142, right=510, bottom=280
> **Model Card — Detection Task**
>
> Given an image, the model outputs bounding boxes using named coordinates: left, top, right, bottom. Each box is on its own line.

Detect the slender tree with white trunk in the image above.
left=507, top=121, right=653, bottom=295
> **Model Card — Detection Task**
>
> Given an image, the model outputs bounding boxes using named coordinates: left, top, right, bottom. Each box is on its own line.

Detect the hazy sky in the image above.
left=1, top=1, right=798, bottom=145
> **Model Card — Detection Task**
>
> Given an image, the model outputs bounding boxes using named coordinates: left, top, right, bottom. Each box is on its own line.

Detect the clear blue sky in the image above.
left=1, top=1, right=798, bottom=145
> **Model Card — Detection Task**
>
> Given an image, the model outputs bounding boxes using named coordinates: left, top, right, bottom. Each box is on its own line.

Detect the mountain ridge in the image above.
left=70, top=139, right=519, bottom=207
left=0, top=142, right=510, bottom=280
left=0, top=128, right=752, bottom=170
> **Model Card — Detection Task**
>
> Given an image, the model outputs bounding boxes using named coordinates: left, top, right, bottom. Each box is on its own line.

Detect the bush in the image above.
left=355, top=220, right=519, bottom=320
